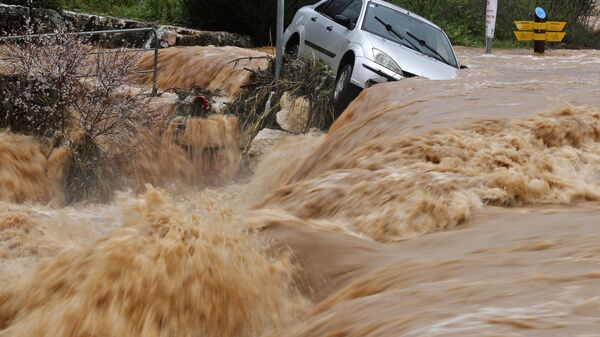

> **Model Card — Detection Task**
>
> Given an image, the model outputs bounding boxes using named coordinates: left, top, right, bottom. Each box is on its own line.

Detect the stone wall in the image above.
left=0, top=3, right=29, bottom=32
left=0, top=3, right=253, bottom=48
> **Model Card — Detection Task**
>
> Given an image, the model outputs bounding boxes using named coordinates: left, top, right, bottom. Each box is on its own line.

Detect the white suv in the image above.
left=284, top=0, right=460, bottom=111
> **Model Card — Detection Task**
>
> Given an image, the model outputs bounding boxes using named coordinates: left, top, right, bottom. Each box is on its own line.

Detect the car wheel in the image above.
left=332, top=64, right=360, bottom=115
left=286, top=41, right=299, bottom=59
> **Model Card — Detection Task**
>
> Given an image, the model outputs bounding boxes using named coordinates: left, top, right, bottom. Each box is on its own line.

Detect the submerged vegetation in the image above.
left=226, top=56, right=335, bottom=150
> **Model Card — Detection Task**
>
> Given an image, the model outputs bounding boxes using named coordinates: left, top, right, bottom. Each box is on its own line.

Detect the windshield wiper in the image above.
left=373, top=16, right=422, bottom=53
left=405, top=31, right=453, bottom=67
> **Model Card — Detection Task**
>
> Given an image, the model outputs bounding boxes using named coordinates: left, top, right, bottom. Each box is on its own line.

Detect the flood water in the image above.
left=2, top=47, right=600, bottom=336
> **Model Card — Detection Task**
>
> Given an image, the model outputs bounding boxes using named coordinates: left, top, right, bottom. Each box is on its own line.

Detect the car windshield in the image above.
left=361, top=2, right=458, bottom=68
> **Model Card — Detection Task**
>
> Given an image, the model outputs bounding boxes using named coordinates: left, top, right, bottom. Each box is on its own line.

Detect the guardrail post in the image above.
left=96, top=46, right=101, bottom=77
left=151, top=28, right=159, bottom=97
left=275, top=0, right=284, bottom=79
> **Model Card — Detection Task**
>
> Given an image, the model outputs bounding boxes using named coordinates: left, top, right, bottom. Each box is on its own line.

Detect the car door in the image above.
left=321, top=0, right=363, bottom=72
left=303, top=0, right=351, bottom=63
left=303, top=6, right=327, bottom=58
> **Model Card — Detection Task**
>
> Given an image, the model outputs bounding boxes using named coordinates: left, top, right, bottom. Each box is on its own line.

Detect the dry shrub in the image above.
left=0, top=74, right=62, bottom=137
left=2, top=29, right=156, bottom=202
left=226, top=56, right=335, bottom=151
left=1, top=31, right=87, bottom=137
left=0, top=187, right=304, bottom=337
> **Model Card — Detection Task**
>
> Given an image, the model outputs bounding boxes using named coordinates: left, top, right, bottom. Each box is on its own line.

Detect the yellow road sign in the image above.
left=514, top=31, right=534, bottom=40
left=514, top=31, right=566, bottom=42
left=545, top=21, right=567, bottom=31
left=514, top=21, right=534, bottom=30
left=546, top=31, right=566, bottom=42
left=513, top=21, right=567, bottom=31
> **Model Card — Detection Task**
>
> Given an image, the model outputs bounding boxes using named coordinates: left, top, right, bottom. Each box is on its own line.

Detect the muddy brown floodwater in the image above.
left=1, top=47, right=600, bottom=337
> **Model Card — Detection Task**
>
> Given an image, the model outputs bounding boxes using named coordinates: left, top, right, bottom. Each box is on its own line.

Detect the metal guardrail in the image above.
left=0, top=28, right=159, bottom=96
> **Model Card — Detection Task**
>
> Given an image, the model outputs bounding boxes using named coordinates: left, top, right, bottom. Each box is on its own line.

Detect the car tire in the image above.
left=332, top=63, right=361, bottom=115
left=286, top=41, right=299, bottom=59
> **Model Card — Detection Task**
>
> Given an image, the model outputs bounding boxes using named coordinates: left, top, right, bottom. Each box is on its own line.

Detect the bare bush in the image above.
left=73, top=47, right=150, bottom=143
left=1, top=30, right=89, bottom=136
left=4, top=29, right=150, bottom=140
left=2, top=28, right=153, bottom=202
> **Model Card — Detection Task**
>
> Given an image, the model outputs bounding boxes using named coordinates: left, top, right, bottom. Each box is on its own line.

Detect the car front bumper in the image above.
left=351, top=56, right=404, bottom=88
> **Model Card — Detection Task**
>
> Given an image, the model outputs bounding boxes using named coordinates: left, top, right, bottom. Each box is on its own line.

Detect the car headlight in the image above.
left=372, top=48, right=402, bottom=74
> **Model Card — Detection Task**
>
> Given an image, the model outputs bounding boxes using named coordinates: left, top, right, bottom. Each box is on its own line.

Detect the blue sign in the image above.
left=535, top=7, right=546, bottom=19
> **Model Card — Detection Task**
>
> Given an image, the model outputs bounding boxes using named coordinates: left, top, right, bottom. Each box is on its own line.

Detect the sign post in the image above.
left=485, top=0, right=498, bottom=53
left=533, top=7, right=547, bottom=53
left=275, top=0, right=285, bottom=79
left=514, top=7, right=566, bottom=53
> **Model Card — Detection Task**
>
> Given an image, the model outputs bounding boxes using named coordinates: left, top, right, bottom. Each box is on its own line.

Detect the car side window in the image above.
left=315, top=1, right=329, bottom=13
left=339, top=0, right=362, bottom=24
left=316, top=0, right=352, bottom=18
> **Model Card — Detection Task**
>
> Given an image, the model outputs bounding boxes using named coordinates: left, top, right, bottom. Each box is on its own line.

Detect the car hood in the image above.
left=363, top=31, right=458, bottom=80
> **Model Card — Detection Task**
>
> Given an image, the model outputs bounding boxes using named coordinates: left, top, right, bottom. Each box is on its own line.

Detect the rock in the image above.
left=61, top=10, right=151, bottom=32
left=32, top=7, right=65, bottom=31
left=61, top=12, right=253, bottom=48
left=276, top=92, right=310, bottom=133
left=154, top=26, right=178, bottom=48
left=147, top=92, right=179, bottom=116
left=163, top=30, right=178, bottom=47
left=0, top=3, right=30, bottom=34
left=248, top=128, right=289, bottom=162
left=1, top=4, right=254, bottom=48
left=170, top=27, right=253, bottom=48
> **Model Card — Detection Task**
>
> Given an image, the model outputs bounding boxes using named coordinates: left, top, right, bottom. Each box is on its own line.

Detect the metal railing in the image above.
left=0, top=27, right=159, bottom=96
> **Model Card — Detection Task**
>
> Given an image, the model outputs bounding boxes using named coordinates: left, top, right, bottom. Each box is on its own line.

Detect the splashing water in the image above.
left=261, top=107, right=600, bottom=241
left=0, top=187, right=305, bottom=337
left=1, top=47, right=600, bottom=337
left=139, top=46, right=270, bottom=97
left=0, top=133, right=67, bottom=204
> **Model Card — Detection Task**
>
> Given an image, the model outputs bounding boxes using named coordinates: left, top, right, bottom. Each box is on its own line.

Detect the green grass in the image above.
left=460, top=38, right=530, bottom=49
left=63, top=0, right=184, bottom=25
left=492, top=40, right=531, bottom=49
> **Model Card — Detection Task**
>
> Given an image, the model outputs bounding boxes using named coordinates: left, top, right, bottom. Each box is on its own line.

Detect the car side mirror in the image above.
left=334, top=15, right=355, bottom=29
